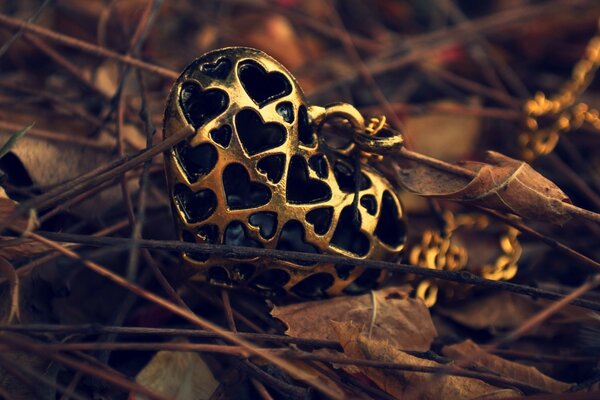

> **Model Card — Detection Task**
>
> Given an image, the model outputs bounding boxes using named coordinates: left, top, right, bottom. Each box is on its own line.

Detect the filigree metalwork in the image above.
left=163, top=47, right=406, bottom=298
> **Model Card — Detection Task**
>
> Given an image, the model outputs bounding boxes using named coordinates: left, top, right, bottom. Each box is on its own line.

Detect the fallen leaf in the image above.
left=133, top=344, right=219, bottom=400
left=436, top=292, right=557, bottom=337
left=398, top=151, right=572, bottom=224
left=0, top=187, right=38, bottom=233
left=0, top=131, right=132, bottom=220
left=333, top=321, right=519, bottom=399
left=0, top=237, right=49, bottom=262
left=442, top=340, right=570, bottom=393
left=271, top=285, right=437, bottom=351
left=0, top=257, right=20, bottom=323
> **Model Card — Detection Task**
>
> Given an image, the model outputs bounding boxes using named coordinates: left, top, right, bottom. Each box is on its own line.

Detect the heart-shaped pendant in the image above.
left=164, top=47, right=406, bottom=298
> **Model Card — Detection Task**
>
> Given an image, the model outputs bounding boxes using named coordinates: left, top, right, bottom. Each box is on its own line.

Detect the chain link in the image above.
left=520, top=18, right=600, bottom=160
left=408, top=211, right=521, bottom=307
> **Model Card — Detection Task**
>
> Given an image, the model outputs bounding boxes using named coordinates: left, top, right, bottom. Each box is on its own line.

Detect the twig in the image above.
left=0, top=13, right=178, bottom=80
left=29, top=231, right=600, bottom=311
left=0, top=353, right=90, bottom=400
left=0, top=124, right=194, bottom=233
left=0, top=323, right=340, bottom=349
left=20, top=231, right=342, bottom=398
left=0, top=334, right=167, bottom=400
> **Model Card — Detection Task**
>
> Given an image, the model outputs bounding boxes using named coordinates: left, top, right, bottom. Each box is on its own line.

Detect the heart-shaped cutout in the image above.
left=210, top=125, right=232, bottom=148
left=174, top=142, right=217, bottom=183
left=374, top=191, right=406, bottom=248
left=276, top=220, right=318, bottom=265
left=179, top=83, right=229, bottom=128
left=286, top=156, right=331, bottom=204
left=235, top=109, right=286, bottom=156
left=223, top=163, right=271, bottom=210
left=249, top=212, right=278, bottom=239
left=257, top=154, right=285, bottom=183
left=333, top=159, right=371, bottom=193
left=224, top=220, right=262, bottom=248
left=173, top=184, right=217, bottom=223
left=306, top=207, right=333, bottom=235
left=331, top=206, right=370, bottom=256
left=238, top=60, right=292, bottom=107
left=200, top=57, right=232, bottom=79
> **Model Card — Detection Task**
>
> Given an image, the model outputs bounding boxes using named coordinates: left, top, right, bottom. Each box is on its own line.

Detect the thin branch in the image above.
left=29, top=231, right=600, bottom=311
left=0, top=13, right=178, bottom=80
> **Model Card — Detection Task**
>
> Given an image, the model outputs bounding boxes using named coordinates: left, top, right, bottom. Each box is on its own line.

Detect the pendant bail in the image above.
left=308, top=103, right=404, bottom=157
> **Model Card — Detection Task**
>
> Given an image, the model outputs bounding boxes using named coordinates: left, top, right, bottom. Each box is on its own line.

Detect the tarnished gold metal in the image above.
left=520, top=17, right=600, bottom=160
left=163, top=47, right=406, bottom=298
left=409, top=211, right=520, bottom=307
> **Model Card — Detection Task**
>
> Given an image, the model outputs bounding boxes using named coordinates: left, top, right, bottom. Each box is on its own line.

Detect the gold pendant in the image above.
left=163, top=47, right=406, bottom=298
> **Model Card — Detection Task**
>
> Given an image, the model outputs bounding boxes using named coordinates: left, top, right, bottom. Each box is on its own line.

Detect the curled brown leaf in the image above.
left=442, top=340, right=570, bottom=393
left=333, top=321, right=519, bottom=399
left=397, top=150, right=573, bottom=225
left=271, top=286, right=437, bottom=351
left=0, top=257, right=20, bottom=323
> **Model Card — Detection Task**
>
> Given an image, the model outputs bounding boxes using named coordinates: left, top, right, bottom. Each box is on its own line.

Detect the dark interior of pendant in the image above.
left=306, top=207, right=333, bottom=235
left=231, top=263, right=255, bottom=282
left=182, top=224, right=219, bottom=262
left=286, top=156, right=331, bottom=204
left=335, top=264, right=354, bottom=280
left=291, top=273, right=334, bottom=298
left=174, top=142, right=217, bottom=182
left=249, top=211, right=278, bottom=239
left=238, top=60, right=292, bottom=107
left=250, top=269, right=290, bottom=297
left=223, top=163, right=271, bottom=210
left=179, top=82, right=228, bottom=128
left=210, top=125, right=232, bottom=148
left=173, top=184, right=217, bottom=224
left=224, top=221, right=263, bottom=257
left=235, top=109, right=286, bottom=156
left=374, top=191, right=406, bottom=248
left=343, top=269, right=382, bottom=295
left=333, top=159, right=371, bottom=193
left=308, top=154, right=329, bottom=179
left=200, top=57, right=232, bottom=79
left=257, top=154, right=285, bottom=183
left=276, top=220, right=318, bottom=266
left=208, top=266, right=231, bottom=286
left=360, top=194, right=377, bottom=216
left=297, top=105, right=315, bottom=146
left=276, top=101, right=294, bottom=123
left=330, top=206, right=370, bottom=256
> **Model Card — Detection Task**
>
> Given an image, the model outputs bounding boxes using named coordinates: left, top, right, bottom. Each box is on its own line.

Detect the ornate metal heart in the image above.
left=164, top=47, right=406, bottom=298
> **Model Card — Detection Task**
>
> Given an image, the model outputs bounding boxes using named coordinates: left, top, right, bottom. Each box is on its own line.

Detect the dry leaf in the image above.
left=0, top=257, right=20, bottom=323
left=436, top=292, right=563, bottom=338
left=442, top=340, right=570, bottom=393
left=398, top=151, right=572, bottom=224
left=271, top=286, right=437, bottom=351
left=0, top=237, right=49, bottom=262
left=133, top=345, right=219, bottom=400
left=0, top=187, right=38, bottom=233
left=333, top=321, right=519, bottom=399
left=0, top=132, right=131, bottom=220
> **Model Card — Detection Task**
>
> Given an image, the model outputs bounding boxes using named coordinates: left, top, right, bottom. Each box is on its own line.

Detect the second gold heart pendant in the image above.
left=163, top=47, right=407, bottom=298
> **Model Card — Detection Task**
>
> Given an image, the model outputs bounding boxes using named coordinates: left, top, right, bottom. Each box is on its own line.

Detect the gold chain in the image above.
left=520, top=17, right=600, bottom=160
left=409, top=211, right=521, bottom=307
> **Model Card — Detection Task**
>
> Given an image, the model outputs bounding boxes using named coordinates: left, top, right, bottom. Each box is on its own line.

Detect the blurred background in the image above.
left=1, top=1, right=600, bottom=399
